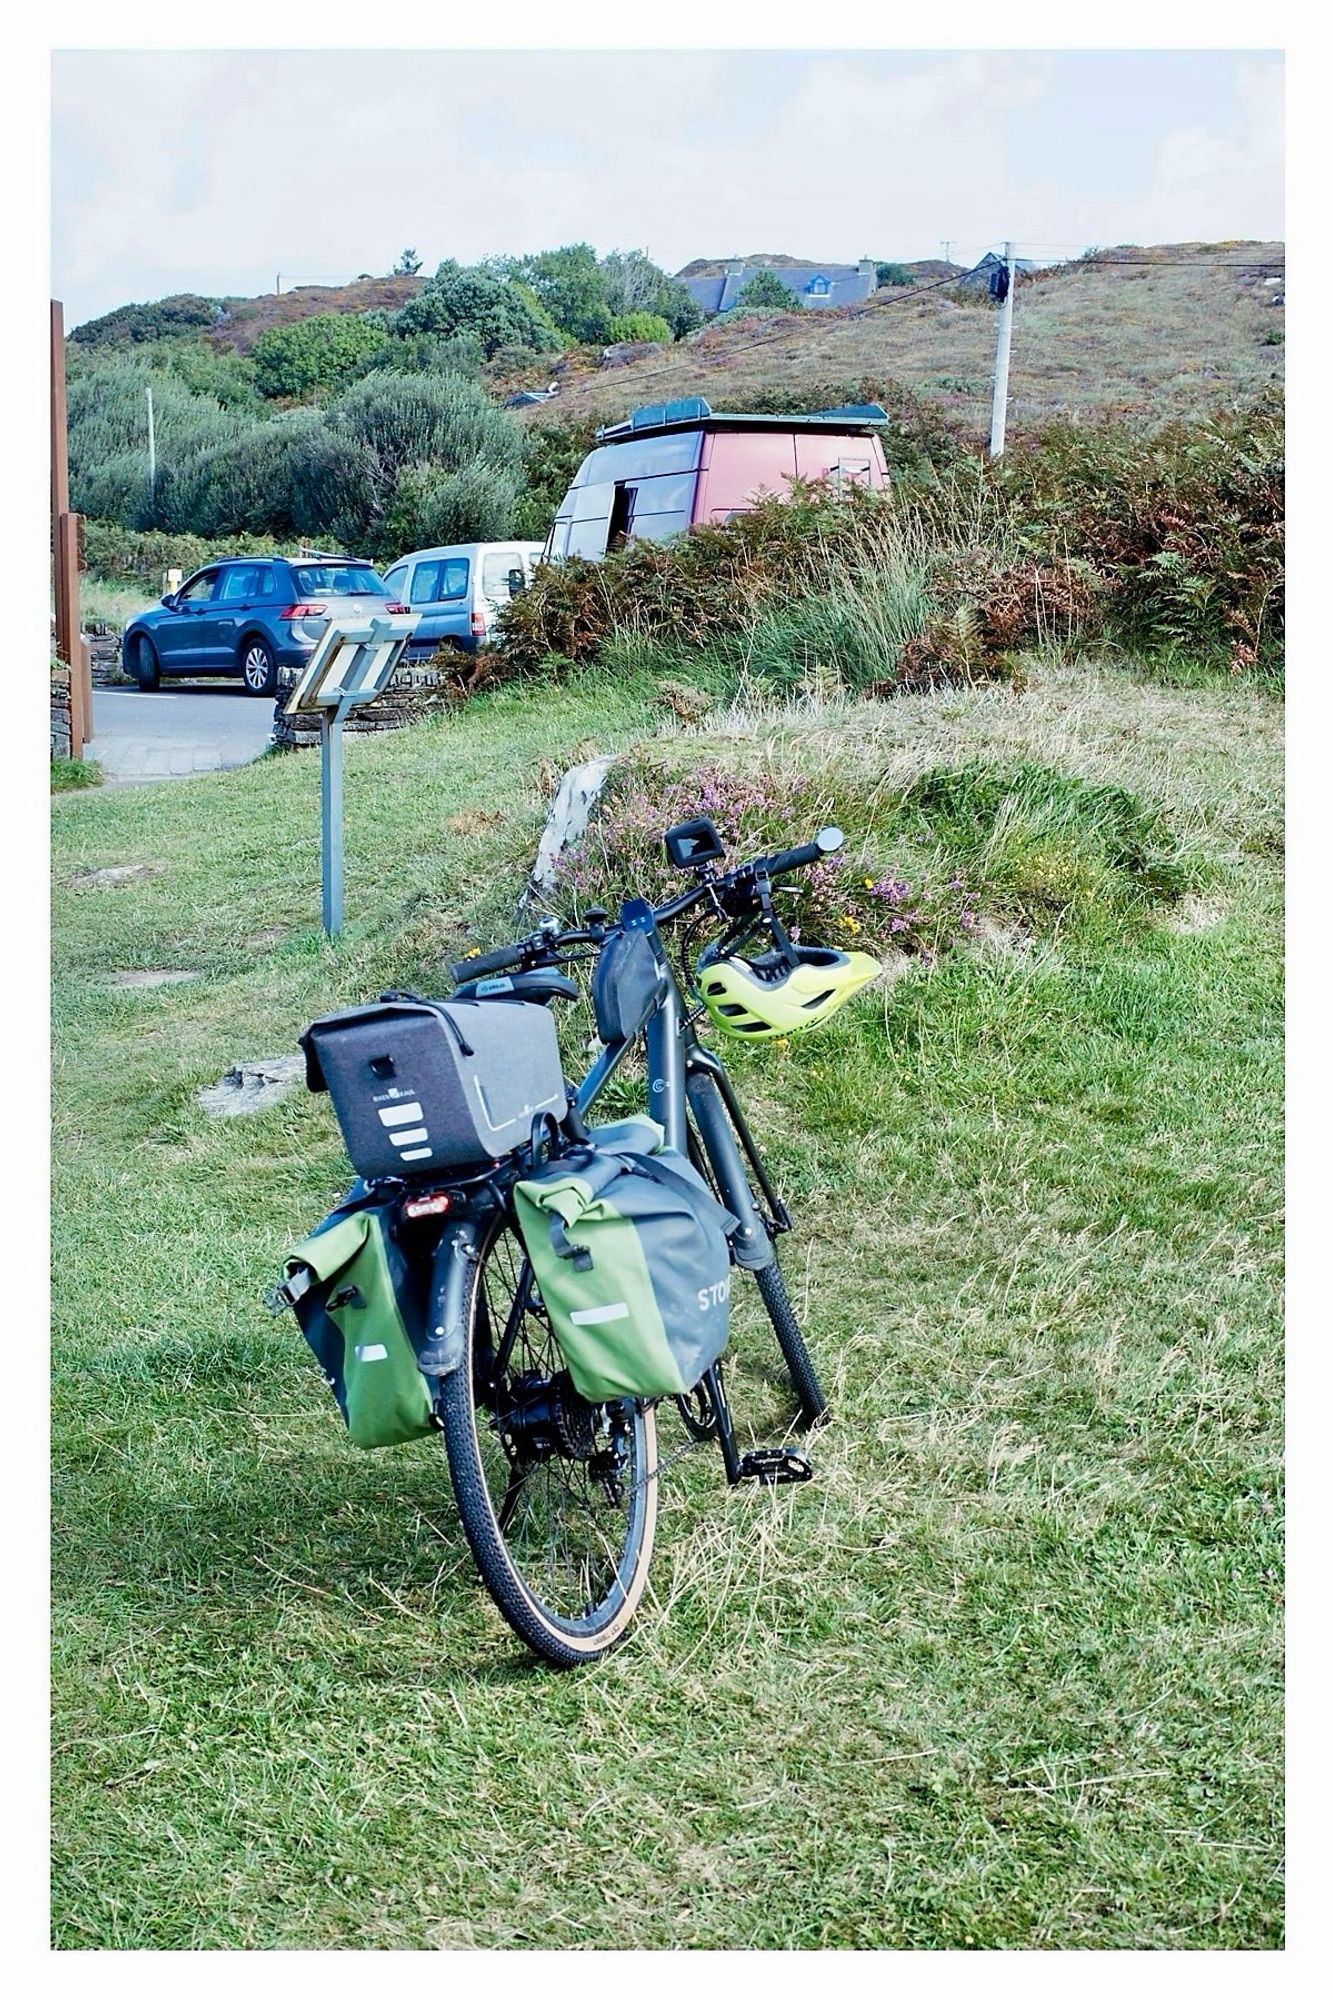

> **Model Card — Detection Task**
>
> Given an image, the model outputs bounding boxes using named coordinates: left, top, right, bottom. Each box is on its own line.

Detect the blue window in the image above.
left=806, top=275, right=830, bottom=297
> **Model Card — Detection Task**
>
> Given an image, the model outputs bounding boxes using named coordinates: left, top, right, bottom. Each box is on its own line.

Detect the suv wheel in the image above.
left=129, top=636, right=160, bottom=691
left=239, top=637, right=278, bottom=697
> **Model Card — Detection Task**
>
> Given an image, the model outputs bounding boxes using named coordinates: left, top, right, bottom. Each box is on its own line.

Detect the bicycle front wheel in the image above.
left=437, top=1209, right=659, bottom=1668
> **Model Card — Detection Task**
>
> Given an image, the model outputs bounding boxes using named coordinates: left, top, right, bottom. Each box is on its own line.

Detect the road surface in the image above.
left=88, top=685, right=274, bottom=783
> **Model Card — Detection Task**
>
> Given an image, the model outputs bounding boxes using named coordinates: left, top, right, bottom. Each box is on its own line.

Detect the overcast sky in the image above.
left=51, top=48, right=1283, bottom=328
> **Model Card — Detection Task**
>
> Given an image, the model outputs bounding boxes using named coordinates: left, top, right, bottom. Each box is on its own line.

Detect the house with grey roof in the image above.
left=680, top=260, right=879, bottom=316
left=957, top=251, right=1041, bottom=290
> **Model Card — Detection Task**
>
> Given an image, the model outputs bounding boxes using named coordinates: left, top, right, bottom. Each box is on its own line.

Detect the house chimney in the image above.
left=724, top=259, right=745, bottom=276
left=858, top=259, right=877, bottom=278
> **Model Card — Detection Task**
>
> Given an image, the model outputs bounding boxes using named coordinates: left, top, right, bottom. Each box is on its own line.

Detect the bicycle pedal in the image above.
left=737, top=1447, right=813, bottom=1487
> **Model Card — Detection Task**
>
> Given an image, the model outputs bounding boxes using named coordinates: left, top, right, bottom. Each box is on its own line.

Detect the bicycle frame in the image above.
left=573, top=900, right=786, bottom=1276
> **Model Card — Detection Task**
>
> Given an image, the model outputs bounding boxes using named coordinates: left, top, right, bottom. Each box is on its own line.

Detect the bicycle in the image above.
left=373, top=817, right=857, bottom=1667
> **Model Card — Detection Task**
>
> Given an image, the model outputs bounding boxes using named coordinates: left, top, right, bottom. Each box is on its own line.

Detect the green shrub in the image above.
left=69, top=294, right=220, bottom=348
left=488, top=245, right=613, bottom=345
left=733, top=271, right=803, bottom=312
left=607, top=312, right=672, bottom=344
left=396, top=262, right=562, bottom=357
left=876, top=263, right=914, bottom=287
left=251, top=313, right=389, bottom=399
left=82, top=521, right=291, bottom=587
left=367, top=331, right=485, bottom=379
left=380, top=460, right=520, bottom=558
left=68, top=356, right=257, bottom=528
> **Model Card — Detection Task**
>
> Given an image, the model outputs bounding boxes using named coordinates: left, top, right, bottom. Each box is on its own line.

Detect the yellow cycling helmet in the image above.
left=696, top=944, right=882, bottom=1039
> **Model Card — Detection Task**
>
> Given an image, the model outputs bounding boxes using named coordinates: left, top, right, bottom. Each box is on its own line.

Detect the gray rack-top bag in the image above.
left=301, top=994, right=567, bottom=1179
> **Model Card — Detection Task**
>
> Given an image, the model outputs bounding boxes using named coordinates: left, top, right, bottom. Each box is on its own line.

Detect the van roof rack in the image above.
left=595, top=399, right=889, bottom=442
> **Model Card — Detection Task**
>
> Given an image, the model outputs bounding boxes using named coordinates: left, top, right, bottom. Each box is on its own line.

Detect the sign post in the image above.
left=283, top=613, right=419, bottom=935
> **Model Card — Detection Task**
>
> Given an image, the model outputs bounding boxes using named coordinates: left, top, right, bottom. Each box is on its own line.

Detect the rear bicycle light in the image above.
left=401, top=1190, right=453, bottom=1220
left=280, top=603, right=327, bottom=620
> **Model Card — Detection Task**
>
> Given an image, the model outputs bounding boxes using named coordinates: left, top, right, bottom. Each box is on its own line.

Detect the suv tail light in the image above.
left=280, top=603, right=327, bottom=620
left=470, top=610, right=488, bottom=637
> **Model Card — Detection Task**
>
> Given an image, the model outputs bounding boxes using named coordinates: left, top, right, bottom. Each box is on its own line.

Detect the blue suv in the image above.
left=121, top=556, right=401, bottom=696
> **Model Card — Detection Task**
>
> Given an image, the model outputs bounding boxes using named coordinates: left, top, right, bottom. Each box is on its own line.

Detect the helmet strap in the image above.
left=755, top=869, right=802, bottom=971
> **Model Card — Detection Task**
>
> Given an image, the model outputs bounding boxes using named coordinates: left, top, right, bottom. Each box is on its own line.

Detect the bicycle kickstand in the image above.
left=700, top=1361, right=814, bottom=1489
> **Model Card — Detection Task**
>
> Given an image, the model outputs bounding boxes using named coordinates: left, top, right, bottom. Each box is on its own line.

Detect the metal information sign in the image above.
left=284, top=613, right=419, bottom=933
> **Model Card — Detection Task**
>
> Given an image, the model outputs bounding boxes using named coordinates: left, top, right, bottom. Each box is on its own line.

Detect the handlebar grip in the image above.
left=450, top=940, right=529, bottom=982
left=762, top=826, right=846, bottom=878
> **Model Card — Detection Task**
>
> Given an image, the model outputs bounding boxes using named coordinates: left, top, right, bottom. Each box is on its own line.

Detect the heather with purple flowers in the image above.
left=552, top=757, right=975, bottom=962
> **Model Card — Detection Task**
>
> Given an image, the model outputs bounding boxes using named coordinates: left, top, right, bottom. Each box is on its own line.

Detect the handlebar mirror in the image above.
left=816, top=826, right=845, bottom=854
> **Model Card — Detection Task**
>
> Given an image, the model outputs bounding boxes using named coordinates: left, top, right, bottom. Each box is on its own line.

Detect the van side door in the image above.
left=410, top=556, right=472, bottom=653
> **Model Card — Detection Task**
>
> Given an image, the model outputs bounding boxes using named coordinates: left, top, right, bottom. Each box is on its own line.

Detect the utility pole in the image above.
left=941, top=239, right=953, bottom=266
left=145, top=385, right=156, bottom=511
left=988, top=241, right=1017, bottom=459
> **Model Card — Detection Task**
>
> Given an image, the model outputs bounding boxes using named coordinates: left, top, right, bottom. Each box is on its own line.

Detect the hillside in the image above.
left=530, top=242, right=1285, bottom=439
left=208, top=274, right=424, bottom=354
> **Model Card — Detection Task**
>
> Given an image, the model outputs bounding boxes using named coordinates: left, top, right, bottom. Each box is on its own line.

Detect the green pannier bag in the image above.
left=513, top=1117, right=738, bottom=1404
left=276, top=1196, right=435, bottom=1449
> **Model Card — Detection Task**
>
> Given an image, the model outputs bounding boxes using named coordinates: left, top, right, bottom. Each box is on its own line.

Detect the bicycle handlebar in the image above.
left=450, top=826, right=845, bottom=984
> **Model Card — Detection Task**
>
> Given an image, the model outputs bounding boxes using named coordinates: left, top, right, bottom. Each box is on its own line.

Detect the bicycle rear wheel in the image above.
left=437, top=1209, right=658, bottom=1668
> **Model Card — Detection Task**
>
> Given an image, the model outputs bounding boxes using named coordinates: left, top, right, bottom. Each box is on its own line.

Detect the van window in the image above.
left=411, top=558, right=469, bottom=604
left=481, top=551, right=527, bottom=598
left=383, top=565, right=408, bottom=598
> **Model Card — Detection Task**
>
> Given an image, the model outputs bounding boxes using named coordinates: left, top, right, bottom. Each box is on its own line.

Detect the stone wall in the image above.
left=270, top=660, right=477, bottom=749
left=50, top=663, right=72, bottom=761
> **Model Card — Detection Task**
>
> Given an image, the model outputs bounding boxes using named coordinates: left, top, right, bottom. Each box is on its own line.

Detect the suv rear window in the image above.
left=291, top=564, right=390, bottom=598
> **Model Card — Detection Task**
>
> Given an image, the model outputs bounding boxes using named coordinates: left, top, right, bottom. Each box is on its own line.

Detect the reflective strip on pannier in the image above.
left=513, top=1117, right=738, bottom=1403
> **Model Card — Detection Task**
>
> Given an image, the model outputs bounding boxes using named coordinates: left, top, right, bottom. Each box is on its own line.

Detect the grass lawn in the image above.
left=50, top=657, right=1283, bottom=1948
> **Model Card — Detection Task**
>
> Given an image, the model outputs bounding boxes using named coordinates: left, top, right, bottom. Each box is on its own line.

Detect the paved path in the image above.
left=88, top=686, right=274, bottom=783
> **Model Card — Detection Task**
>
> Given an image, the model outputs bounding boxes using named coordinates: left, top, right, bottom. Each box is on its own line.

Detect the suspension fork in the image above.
left=681, top=1040, right=779, bottom=1273
left=686, top=1041, right=793, bottom=1235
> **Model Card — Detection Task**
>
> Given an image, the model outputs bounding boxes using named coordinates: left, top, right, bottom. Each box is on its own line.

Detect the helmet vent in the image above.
left=801, top=988, right=836, bottom=1010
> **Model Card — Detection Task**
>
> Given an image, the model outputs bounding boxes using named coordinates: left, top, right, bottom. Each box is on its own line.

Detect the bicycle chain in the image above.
left=627, top=1429, right=711, bottom=1495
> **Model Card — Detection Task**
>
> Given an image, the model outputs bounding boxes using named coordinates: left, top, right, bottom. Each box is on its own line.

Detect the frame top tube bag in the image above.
left=513, top=1117, right=739, bottom=1403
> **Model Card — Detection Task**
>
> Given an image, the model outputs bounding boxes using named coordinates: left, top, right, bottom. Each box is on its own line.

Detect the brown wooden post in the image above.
left=51, top=300, right=91, bottom=751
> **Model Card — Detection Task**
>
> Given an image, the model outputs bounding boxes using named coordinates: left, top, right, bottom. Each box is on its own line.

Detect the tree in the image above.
left=396, top=261, right=562, bottom=357
left=251, top=314, right=389, bottom=400
left=393, top=247, right=424, bottom=276
left=733, top=270, right=803, bottom=312
left=600, top=249, right=702, bottom=339
left=876, top=262, right=913, bottom=287
left=491, top=244, right=613, bottom=345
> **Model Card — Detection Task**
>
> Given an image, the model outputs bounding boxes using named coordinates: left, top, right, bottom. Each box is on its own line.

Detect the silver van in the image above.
left=382, top=541, right=544, bottom=659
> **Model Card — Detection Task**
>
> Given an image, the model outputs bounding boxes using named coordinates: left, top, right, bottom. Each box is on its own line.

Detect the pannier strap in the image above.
left=550, top=1215, right=594, bottom=1271
left=267, top=1264, right=315, bottom=1315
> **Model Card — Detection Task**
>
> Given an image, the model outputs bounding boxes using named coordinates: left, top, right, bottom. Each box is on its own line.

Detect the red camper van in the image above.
left=543, top=397, right=890, bottom=563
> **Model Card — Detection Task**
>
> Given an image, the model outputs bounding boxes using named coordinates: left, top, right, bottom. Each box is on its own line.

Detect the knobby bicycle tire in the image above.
left=437, top=1209, right=659, bottom=1668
